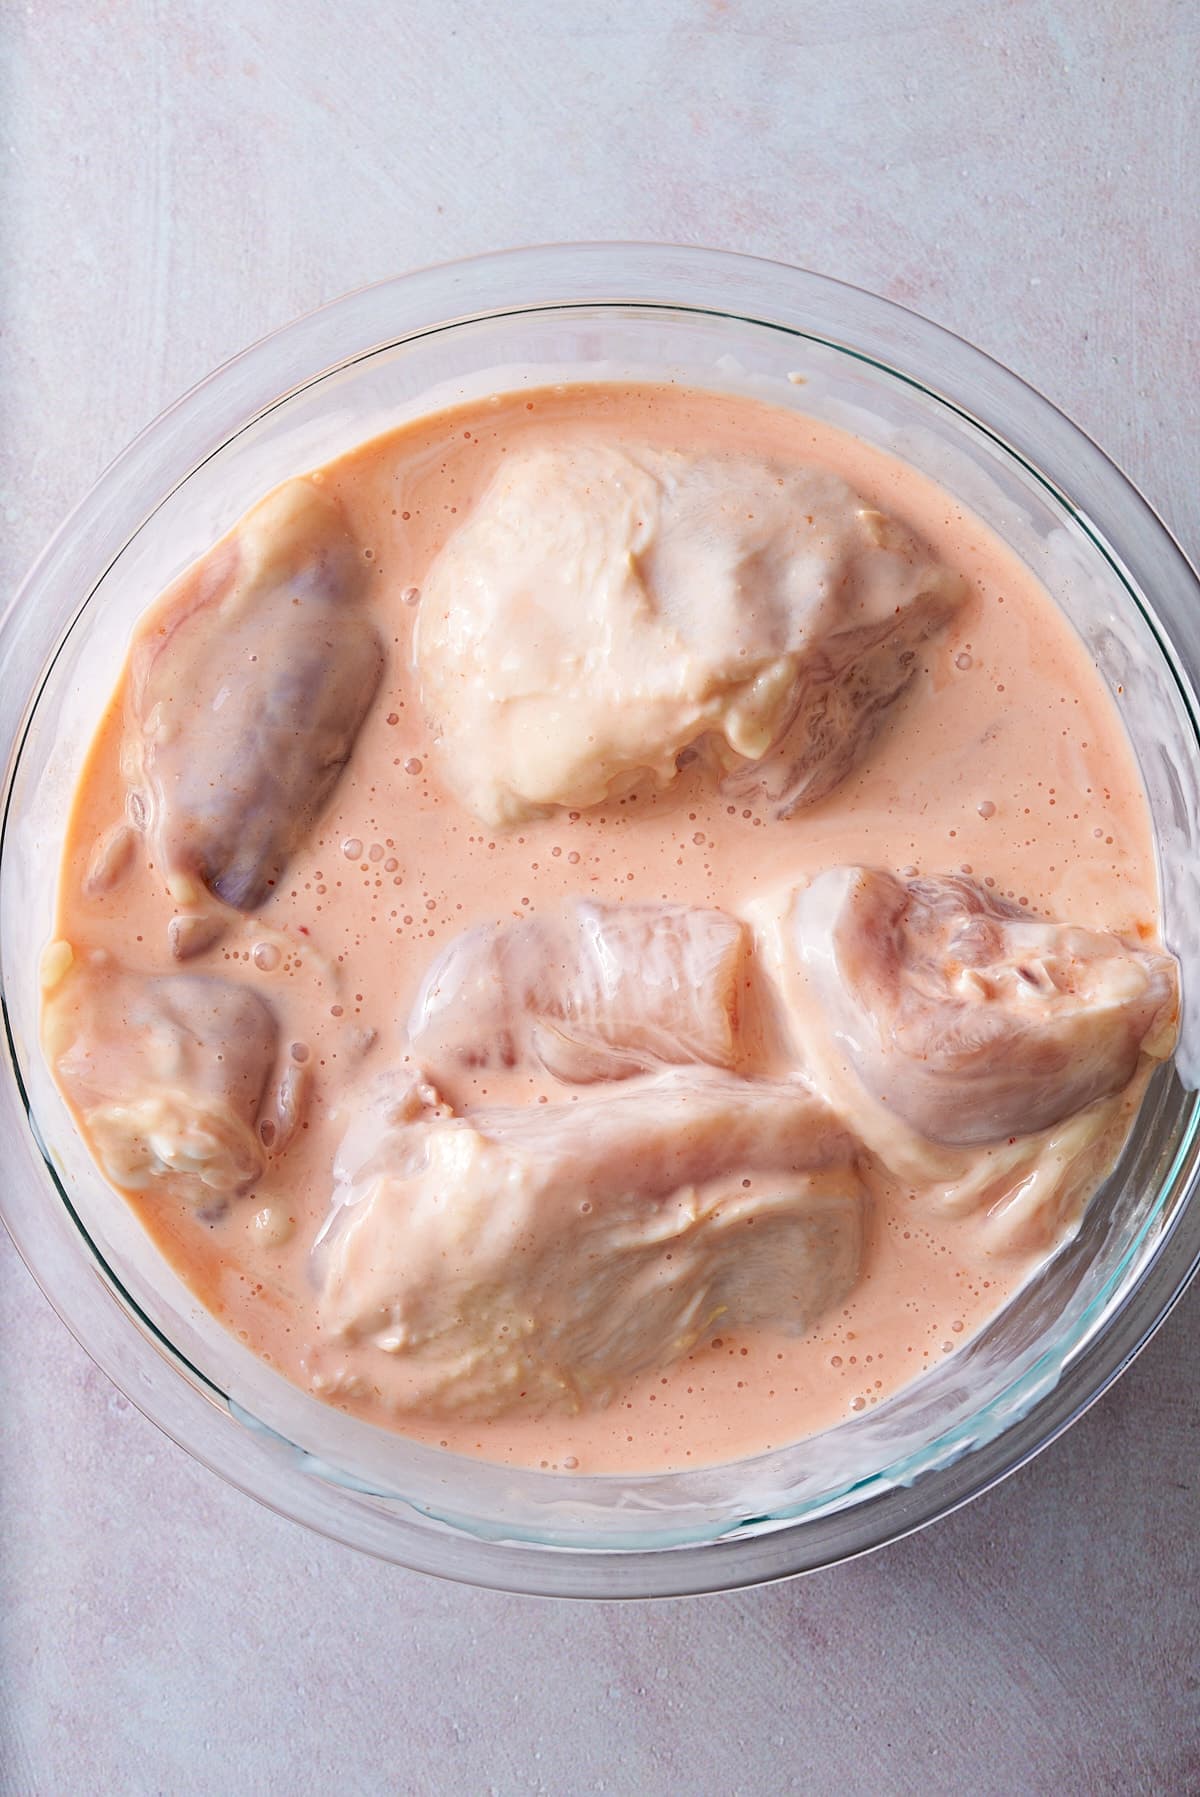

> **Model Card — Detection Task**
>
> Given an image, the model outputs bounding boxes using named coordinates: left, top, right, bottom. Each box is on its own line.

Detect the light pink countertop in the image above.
left=2, top=3, right=1197, bottom=1791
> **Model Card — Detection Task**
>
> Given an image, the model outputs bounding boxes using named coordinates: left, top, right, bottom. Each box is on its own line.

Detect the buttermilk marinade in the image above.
left=41, top=383, right=1178, bottom=1473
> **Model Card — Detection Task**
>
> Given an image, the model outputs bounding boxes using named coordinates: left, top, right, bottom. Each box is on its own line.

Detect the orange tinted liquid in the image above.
left=53, top=383, right=1159, bottom=1472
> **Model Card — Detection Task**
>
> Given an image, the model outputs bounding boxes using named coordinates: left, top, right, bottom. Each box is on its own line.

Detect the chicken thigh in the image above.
left=416, top=443, right=964, bottom=826
left=787, top=867, right=1178, bottom=1146
left=407, top=898, right=750, bottom=1087
left=44, top=954, right=278, bottom=1204
left=315, top=1068, right=863, bottom=1415
left=126, top=479, right=384, bottom=912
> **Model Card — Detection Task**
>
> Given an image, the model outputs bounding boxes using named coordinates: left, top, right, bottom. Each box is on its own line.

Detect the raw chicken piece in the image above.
left=787, top=867, right=1179, bottom=1147
left=126, top=479, right=384, bottom=912
left=44, top=952, right=278, bottom=1204
left=315, top=1068, right=863, bottom=1415
left=753, top=869, right=1180, bottom=1258
left=415, top=443, right=964, bottom=826
left=408, top=899, right=750, bottom=1087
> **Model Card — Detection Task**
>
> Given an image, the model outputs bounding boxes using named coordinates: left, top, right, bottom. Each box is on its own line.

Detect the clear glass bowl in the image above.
left=3, top=244, right=1199, bottom=1599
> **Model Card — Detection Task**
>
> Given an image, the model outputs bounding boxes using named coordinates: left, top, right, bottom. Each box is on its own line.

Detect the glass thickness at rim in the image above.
left=2, top=246, right=1199, bottom=1599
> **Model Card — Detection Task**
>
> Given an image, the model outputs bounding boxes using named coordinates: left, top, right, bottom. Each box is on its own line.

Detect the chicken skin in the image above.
left=416, top=444, right=963, bottom=826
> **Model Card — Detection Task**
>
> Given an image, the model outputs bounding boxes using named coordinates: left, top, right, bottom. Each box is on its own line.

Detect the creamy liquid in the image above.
left=50, top=383, right=1162, bottom=1473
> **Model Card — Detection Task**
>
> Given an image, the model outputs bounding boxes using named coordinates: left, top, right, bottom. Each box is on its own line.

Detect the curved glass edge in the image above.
left=3, top=248, right=1200, bottom=1595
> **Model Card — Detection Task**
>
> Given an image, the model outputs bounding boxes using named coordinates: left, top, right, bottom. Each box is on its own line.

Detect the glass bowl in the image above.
left=3, top=244, right=1199, bottom=1600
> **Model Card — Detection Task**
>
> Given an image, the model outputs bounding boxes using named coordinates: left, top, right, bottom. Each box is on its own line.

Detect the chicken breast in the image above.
left=415, top=443, right=964, bottom=826
left=44, top=953, right=278, bottom=1205
left=407, top=898, right=750, bottom=1088
left=788, top=867, right=1179, bottom=1146
left=126, top=479, right=384, bottom=912
left=315, top=1068, right=864, bottom=1415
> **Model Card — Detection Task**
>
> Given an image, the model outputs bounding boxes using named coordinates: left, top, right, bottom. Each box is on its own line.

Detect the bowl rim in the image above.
left=3, top=241, right=1200, bottom=1599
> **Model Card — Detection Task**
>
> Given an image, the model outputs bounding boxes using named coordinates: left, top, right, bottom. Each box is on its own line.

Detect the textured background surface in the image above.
left=2, top=3, right=1198, bottom=1792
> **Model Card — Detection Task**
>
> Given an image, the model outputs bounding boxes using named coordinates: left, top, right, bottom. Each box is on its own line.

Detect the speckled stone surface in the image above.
left=2, top=3, right=1198, bottom=1792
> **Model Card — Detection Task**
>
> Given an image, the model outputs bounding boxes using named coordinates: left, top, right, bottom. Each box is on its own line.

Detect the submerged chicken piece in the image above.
left=787, top=867, right=1179, bottom=1147
left=315, top=1068, right=864, bottom=1415
left=416, top=443, right=963, bottom=826
left=408, top=899, right=750, bottom=1087
left=44, top=953, right=278, bottom=1204
left=126, top=478, right=384, bottom=912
